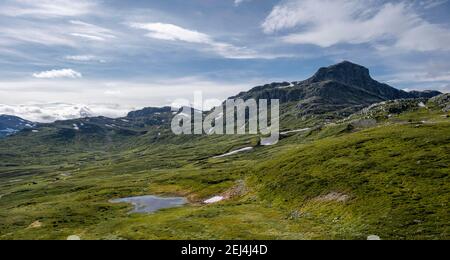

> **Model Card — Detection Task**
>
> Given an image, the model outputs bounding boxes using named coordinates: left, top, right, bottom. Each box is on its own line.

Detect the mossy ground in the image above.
left=0, top=107, right=449, bottom=240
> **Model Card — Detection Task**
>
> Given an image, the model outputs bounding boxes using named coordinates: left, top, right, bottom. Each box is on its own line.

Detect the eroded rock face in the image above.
left=430, top=93, right=450, bottom=112
left=223, top=180, right=248, bottom=199
left=126, top=107, right=172, bottom=118
left=307, top=61, right=373, bottom=87
left=352, top=98, right=429, bottom=120
left=27, top=221, right=42, bottom=229
left=228, top=61, right=428, bottom=121
left=313, top=192, right=351, bottom=203
left=203, top=180, right=248, bottom=204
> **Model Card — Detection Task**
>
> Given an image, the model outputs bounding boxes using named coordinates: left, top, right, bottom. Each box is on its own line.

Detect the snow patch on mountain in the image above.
left=204, top=196, right=224, bottom=204
left=0, top=128, right=17, bottom=134
left=213, top=147, right=254, bottom=158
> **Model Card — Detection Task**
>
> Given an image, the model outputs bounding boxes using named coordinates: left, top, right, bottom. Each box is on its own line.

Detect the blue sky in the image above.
left=0, top=0, right=450, bottom=121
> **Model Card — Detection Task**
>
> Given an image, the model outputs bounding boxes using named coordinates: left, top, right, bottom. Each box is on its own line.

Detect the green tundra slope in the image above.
left=0, top=97, right=448, bottom=240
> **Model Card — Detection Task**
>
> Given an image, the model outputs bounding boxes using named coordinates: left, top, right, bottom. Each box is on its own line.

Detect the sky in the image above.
left=0, top=0, right=450, bottom=122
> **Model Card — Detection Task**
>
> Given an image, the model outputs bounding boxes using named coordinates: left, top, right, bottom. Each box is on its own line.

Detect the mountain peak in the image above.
left=308, top=61, right=372, bottom=87
left=126, top=107, right=172, bottom=118
left=0, top=115, right=34, bottom=138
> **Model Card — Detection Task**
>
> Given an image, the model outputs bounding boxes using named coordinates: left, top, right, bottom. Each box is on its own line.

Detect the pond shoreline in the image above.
left=110, top=195, right=188, bottom=214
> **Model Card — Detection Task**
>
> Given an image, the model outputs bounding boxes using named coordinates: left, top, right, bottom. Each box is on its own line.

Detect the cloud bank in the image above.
left=0, top=103, right=130, bottom=123
left=0, top=0, right=449, bottom=115
left=262, top=0, right=450, bottom=51
left=129, top=22, right=276, bottom=59
left=0, top=77, right=255, bottom=122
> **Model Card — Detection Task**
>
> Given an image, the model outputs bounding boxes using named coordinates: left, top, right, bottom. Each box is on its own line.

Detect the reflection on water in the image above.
left=110, top=195, right=187, bottom=213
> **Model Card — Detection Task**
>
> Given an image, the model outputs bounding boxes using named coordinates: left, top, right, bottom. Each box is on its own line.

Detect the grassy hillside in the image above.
left=0, top=100, right=448, bottom=240
left=252, top=122, right=449, bottom=239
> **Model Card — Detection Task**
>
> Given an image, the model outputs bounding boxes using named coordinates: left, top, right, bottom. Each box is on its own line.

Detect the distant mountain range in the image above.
left=0, top=61, right=449, bottom=240
left=0, top=115, right=34, bottom=138
left=0, top=61, right=443, bottom=139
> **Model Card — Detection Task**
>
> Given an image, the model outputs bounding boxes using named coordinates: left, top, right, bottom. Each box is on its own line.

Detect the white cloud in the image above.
left=375, top=58, right=450, bottom=93
left=395, top=23, right=450, bottom=51
left=0, top=0, right=97, bottom=18
left=0, top=25, right=76, bottom=47
left=262, top=0, right=450, bottom=52
left=441, top=84, right=450, bottom=93
left=385, top=72, right=450, bottom=84
left=129, top=23, right=211, bottom=44
left=129, top=22, right=273, bottom=59
left=65, top=55, right=105, bottom=63
left=70, top=33, right=105, bottom=41
left=0, top=77, right=256, bottom=122
left=0, top=103, right=131, bottom=123
left=32, top=69, right=82, bottom=79
left=419, top=0, right=448, bottom=9
left=69, top=20, right=116, bottom=42
left=0, top=20, right=116, bottom=48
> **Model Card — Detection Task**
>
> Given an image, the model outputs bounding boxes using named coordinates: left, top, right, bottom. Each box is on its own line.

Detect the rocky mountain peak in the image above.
left=307, top=61, right=373, bottom=87
left=126, top=107, right=172, bottom=118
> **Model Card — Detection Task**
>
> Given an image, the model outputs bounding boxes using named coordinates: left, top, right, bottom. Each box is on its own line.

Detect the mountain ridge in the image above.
left=0, top=63, right=449, bottom=240
left=231, top=61, right=439, bottom=101
left=0, top=61, right=443, bottom=139
left=228, top=61, right=441, bottom=121
left=0, top=115, right=34, bottom=138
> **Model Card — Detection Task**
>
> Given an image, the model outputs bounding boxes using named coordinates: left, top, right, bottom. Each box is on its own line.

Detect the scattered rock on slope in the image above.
left=27, top=221, right=42, bottom=229
left=313, top=192, right=351, bottom=203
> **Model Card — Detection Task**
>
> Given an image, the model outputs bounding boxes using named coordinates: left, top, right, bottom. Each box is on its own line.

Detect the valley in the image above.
left=0, top=62, right=449, bottom=240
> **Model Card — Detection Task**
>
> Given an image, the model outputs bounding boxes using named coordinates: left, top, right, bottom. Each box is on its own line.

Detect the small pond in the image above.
left=110, top=195, right=187, bottom=213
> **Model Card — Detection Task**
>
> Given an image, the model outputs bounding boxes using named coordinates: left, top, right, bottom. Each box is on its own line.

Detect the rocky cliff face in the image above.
left=229, top=61, right=441, bottom=118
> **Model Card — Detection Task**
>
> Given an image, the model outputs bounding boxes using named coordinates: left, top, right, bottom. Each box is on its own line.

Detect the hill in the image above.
left=0, top=115, right=34, bottom=138
left=0, top=62, right=448, bottom=240
left=229, top=61, right=440, bottom=128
